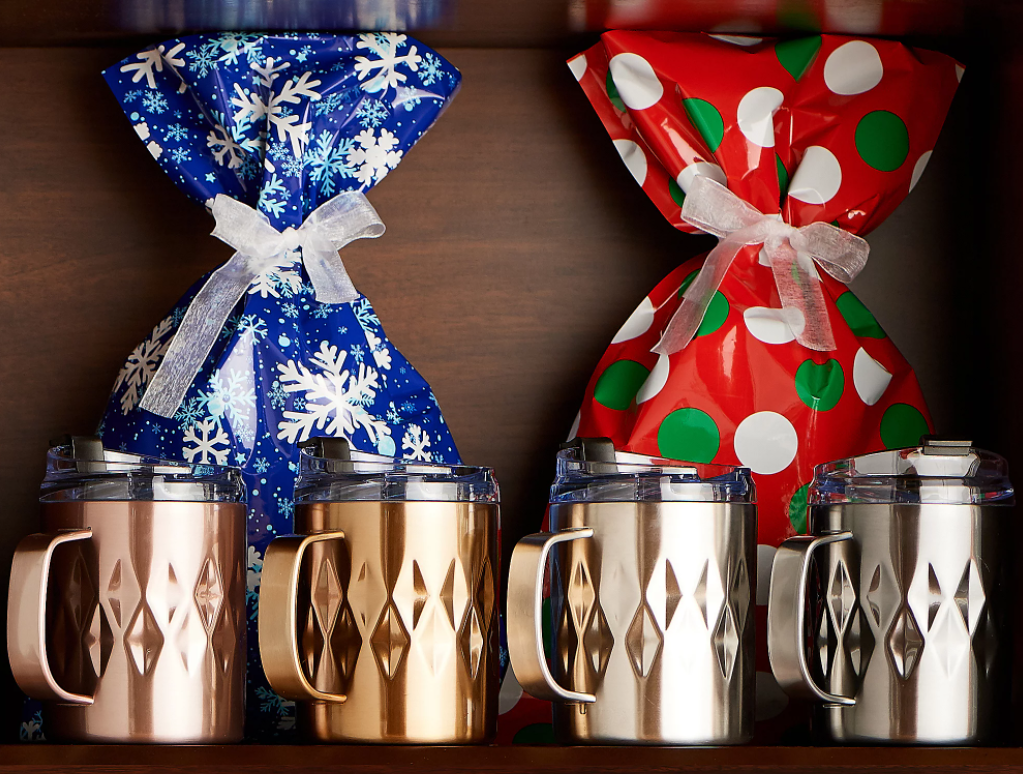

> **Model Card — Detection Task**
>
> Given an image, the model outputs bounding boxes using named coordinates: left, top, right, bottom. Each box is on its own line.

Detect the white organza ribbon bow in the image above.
left=140, top=192, right=385, bottom=418
left=653, top=175, right=870, bottom=356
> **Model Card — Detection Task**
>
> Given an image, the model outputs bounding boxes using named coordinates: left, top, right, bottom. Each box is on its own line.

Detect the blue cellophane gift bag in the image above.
left=30, top=32, right=463, bottom=739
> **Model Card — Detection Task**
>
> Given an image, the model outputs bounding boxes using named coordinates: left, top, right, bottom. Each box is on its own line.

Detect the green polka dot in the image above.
left=682, top=98, right=724, bottom=153
left=855, top=111, right=910, bottom=172
left=776, top=154, right=789, bottom=196
left=677, top=270, right=730, bottom=337
left=775, top=35, right=822, bottom=80
left=514, top=723, right=556, bottom=744
left=880, top=404, right=930, bottom=450
left=669, top=177, right=685, bottom=207
left=789, top=483, right=809, bottom=534
left=795, top=358, right=844, bottom=412
left=606, top=69, right=626, bottom=112
left=657, top=408, right=720, bottom=463
left=593, top=359, right=650, bottom=411
left=836, top=292, right=886, bottom=339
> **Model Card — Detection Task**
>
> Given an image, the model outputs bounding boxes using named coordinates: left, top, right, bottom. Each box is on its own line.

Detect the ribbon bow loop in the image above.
left=653, top=176, right=869, bottom=356
left=139, top=191, right=385, bottom=418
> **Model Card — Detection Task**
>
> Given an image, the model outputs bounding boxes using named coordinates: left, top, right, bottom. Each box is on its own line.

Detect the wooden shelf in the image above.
left=1, top=744, right=1022, bottom=773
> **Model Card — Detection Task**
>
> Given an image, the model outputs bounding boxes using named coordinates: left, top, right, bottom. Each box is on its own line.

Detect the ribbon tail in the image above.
left=653, top=235, right=745, bottom=356
left=140, top=252, right=257, bottom=417
left=768, top=240, right=837, bottom=352
left=303, top=191, right=386, bottom=305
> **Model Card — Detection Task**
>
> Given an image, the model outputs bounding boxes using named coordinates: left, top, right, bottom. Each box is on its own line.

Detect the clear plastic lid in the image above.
left=41, top=441, right=245, bottom=503
left=810, top=439, right=1014, bottom=506
left=294, top=444, right=499, bottom=504
left=550, top=445, right=755, bottom=504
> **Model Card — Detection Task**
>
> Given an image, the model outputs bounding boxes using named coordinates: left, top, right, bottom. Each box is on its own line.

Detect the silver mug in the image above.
left=768, top=439, right=1014, bottom=744
left=508, top=441, right=757, bottom=745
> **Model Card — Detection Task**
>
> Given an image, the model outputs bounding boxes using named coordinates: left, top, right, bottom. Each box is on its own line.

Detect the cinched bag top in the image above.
left=103, top=32, right=461, bottom=229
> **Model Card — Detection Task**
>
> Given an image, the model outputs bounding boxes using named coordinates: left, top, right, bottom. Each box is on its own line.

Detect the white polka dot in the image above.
left=567, top=411, right=581, bottom=442
left=734, top=411, right=798, bottom=475
left=756, top=544, right=776, bottom=606
left=613, top=139, right=647, bottom=186
left=824, top=41, right=884, bottom=95
left=788, top=146, right=842, bottom=205
left=608, top=53, right=663, bottom=110
left=910, top=150, right=932, bottom=193
left=612, top=296, right=655, bottom=343
left=567, top=54, right=588, bottom=81
left=676, top=161, right=727, bottom=194
left=498, top=666, right=525, bottom=714
left=637, top=354, right=670, bottom=403
left=737, top=87, right=783, bottom=148
left=710, top=34, right=763, bottom=46
left=853, top=347, right=892, bottom=406
left=756, top=671, right=790, bottom=721
left=955, top=64, right=965, bottom=82
left=743, top=306, right=804, bottom=345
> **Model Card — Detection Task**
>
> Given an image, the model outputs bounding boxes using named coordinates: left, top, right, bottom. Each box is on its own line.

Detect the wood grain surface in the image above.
left=1, top=744, right=1023, bottom=773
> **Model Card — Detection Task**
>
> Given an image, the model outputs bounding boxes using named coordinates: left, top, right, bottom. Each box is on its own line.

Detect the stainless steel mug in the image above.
left=508, top=440, right=757, bottom=745
left=258, top=438, right=500, bottom=743
left=768, top=438, right=1015, bottom=744
left=7, top=437, right=247, bottom=743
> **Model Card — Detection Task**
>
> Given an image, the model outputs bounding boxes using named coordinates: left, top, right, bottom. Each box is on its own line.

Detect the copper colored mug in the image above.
left=259, top=440, right=500, bottom=743
left=7, top=439, right=247, bottom=743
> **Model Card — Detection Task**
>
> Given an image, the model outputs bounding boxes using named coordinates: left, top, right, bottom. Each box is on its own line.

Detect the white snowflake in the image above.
left=246, top=545, right=263, bottom=592
left=216, top=33, right=264, bottom=66
left=253, top=456, right=271, bottom=474
left=119, top=44, right=184, bottom=89
left=185, top=41, right=220, bottom=77
left=170, top=147, right=191, bottom=163
left=282, top=302, right=299, bottom=318
left=231, top=57, right=322, bottom=156
left=355, top=99, right=389, bottom=128
left=259, top=171, right=289, bottom=219
left=248, top=260, right=303, bottom=299
left=401, top=423, right=432, bottom=461
left=365, top=330, right=392, bottom=370
left=182, top=419, right=230, bottom=465
left=281, top=154, right=304, bottom=178
left=268, top=379, right=287, bottom=409
left=304, top=130, right=356, bottom=197
left=142, top=90, right=168, bottom=114
left=114, top=316, right=174, bottom=414
left=354, top=33, right=422, bottom=94
left=207, top=123, right=244, bottom=169
left=386, top=402, right=401, bottom=424
left=314, top=92, right=348, bottom=117
left=347, top=128, right=402, bottom=187
left=165, top=123, right=189, bottom=141
left=267, top=141, right=289, bottom=161
left=233, top=313, right=269, bottom=340
left=276, top=340, right=391, bottom=445
left=420, top=52, right=444, bottom=86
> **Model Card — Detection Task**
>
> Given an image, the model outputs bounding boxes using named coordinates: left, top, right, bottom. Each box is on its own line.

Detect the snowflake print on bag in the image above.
left=114, top=316, right=174, bottom=414
left=304, top=130, right=356, bottom=197
left=401, top=423, right=432, bottom=461
left=182, top=418, right=230, bottom=464
left=348, top=128, right=402, bottom=186
left=354, top=32, right=421, bottom=94
left=276, top=341, right=391, bottom=446
left=94, top=34, right=464, bottom=741
left=231, top=57, right=322, bottom=155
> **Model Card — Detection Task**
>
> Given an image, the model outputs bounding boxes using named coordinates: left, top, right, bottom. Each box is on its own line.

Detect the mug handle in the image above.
left=7, top=529, right=95, bottom=705
left=259, top=533, right=348, bottom=703
left=507, top=528, right=596, bottom=704
left=767, top=533, right=856, bottom=706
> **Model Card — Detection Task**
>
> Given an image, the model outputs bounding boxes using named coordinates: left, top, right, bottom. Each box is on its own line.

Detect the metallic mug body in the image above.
left=259, top=500, right=499, bottom=743
left=7, top=501, right=247, bottom=743
left=508, top=501, right=756, bottom=745
left=768, top=503, right=1012, bottom=744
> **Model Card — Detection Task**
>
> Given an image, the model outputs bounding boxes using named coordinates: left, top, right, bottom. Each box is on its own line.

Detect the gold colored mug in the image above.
left=7, top=440, right=247, bottom=743
left=259, top=440, right=500, bottom=744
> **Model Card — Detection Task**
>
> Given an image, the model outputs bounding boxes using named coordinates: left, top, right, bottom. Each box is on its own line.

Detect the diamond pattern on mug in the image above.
left=713, top=604, right=740, bottom=680
left=125, top=601, right=164, bottom=675
left=370, top=603, right=409, bottom=680
left=887, top=605, right=924, bottom=680
left=194, top=556, right=225, bottom=633
left=625, top=603, right=663, bottom=678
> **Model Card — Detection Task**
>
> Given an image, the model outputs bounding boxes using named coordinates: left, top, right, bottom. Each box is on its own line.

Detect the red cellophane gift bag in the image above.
left=563, top=31, right=961, bottom=737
